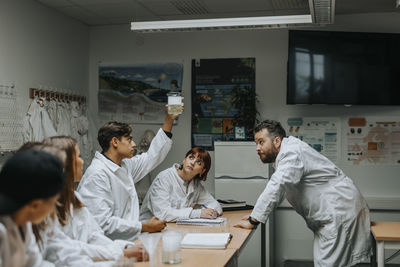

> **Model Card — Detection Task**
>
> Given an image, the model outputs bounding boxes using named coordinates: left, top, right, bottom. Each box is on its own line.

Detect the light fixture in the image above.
left=397, top=0, right=400, bottom=8
left=131, top=14, right=313, bottom=33
left=309, top=0, right=335, bottom=24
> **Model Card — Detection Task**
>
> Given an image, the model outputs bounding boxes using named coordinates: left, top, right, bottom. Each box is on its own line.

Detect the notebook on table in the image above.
left=176, top=217, right=226, bottom=226
left=180, top=233, right=232, bottom=249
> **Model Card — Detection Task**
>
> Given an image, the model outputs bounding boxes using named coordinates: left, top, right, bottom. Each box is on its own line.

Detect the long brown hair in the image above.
left=43, top=136, right=83, bottom=226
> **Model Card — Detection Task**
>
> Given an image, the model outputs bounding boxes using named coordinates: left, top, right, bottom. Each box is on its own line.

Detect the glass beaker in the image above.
left=167, top=92, right=182, bottom=115
left=162, top=231, right=182, bottom=264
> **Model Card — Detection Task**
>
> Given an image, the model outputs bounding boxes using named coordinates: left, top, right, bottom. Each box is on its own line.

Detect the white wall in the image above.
left=0, top=0, right=89, bottom=110
left=88, top=12, right=400, bottom=266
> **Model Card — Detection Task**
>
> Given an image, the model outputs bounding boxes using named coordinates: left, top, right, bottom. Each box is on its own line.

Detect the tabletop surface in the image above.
left=371, top=221, right=400, bottom=241
left=134, top=209, right=254, bottom=267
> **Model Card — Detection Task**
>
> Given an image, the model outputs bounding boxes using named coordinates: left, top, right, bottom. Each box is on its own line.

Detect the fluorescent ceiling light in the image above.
left=131, top=14, right=313, bottom=33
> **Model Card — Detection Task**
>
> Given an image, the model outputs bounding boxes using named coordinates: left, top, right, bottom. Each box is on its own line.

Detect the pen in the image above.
left=202, top=205, right=219, bottom=217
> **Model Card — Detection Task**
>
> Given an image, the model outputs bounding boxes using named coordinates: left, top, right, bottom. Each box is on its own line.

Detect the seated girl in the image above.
left=42, top=136, right=145, bottom=262
left=140, top=147, right=222, bottom=222
left=0, top=150, right=65, bottom=267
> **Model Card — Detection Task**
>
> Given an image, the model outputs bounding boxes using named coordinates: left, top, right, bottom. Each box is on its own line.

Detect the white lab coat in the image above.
left=46, top=100, right=58, bottom=128
left=0, top=215, right=53, bottom=267
left=58, top=192, right=133, bottom=261
left=23, top=99, right=57, bottom=142
left=140, top=164, right=222, bottom=222
left=56, top=102, right=72, bottom=136
left=40, top=218, right=114, bottom=267
left=251, top=136, right=371, bottom=267
left=78, top=128, right=172, bottom=241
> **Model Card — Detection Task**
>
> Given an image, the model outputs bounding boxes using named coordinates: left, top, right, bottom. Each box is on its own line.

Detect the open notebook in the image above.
left=176, top=217, right=226, bottom=226
left=181, top=233, right=232, bottom=249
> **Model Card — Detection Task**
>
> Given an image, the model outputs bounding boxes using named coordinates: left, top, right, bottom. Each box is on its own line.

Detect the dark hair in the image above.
left=0, top=150, right=65, bottom=213
left=43, top=136, right=83, bottom=226
left=0, top=149, right=65, bottom=248
left=98, top=121, right=132, bottom=152
left=180, top=147, right=211, bottom=181
left=18, top=142, right=68, bottom=246
left=254, top=120, right=286, bottom=140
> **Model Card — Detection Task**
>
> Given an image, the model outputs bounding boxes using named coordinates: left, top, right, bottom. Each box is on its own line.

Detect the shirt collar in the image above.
left=173, top=164, right=195, bottom=194
left=95, top=151, right=120, bottom=173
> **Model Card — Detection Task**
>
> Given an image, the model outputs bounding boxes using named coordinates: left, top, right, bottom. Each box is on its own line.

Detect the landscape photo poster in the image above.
left=98, top=62, right=183, bottom=124
left=191, top=58, right=256, bottom=150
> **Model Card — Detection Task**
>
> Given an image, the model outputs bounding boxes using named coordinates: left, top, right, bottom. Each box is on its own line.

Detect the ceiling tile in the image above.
left=204, top=0, right=274, bottom=13
left=139, top=0, right=182, bottom=16
left=85, top=3, right=159, bottom=20
left=35, top=0, right=400, bottom=26
left=69, top=0, right=131, bottom=5
left=36, top=0, right=73, bottom=7
left=57, top=6, right=101, bottom=20
left=271, top=0, right=308, bottom=10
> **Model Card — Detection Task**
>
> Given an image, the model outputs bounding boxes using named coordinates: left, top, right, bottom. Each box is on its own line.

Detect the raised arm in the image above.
left=126, top=128, right=172, bottom=183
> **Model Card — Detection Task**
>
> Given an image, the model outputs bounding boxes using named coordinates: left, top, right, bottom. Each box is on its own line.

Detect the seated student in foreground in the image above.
left=43, top=136, right=145, bottom=262
left=140, top=147, right=222, bottom=222
left=0, top=150, right=65, bottom=267
left=23, top=142, right=133, bottom=266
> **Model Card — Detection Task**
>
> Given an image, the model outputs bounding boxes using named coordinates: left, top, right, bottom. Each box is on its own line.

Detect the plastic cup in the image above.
left=162, top=231, right=182, bottom=264
left=139, top=233, right=161, bottom=267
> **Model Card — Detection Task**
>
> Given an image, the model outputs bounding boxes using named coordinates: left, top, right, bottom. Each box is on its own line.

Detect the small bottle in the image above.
left=167, top=92, right=182, bottom=115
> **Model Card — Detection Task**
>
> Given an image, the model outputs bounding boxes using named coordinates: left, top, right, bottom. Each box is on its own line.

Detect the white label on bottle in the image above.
left=168, top=96, right=181, bottom=105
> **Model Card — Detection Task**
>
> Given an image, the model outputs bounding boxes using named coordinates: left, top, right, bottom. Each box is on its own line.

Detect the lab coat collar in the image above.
left=0, top=215, right=27, bottom=238
left=0, top=215, right=15, bottom=228
left=172, top=164, right=196, bottom=195
left=274, top=136, right=290, bottom=168
left=94, top=151, right=120, bottom=173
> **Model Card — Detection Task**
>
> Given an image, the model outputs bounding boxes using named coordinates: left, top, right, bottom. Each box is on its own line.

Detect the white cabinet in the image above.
left=214, top=141, right=269, bottom=179
left=214, top=141, right=272, bottom=267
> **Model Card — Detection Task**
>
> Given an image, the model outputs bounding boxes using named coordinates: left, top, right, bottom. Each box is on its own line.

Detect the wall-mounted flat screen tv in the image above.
left=287, top=30, right=400, bottom=105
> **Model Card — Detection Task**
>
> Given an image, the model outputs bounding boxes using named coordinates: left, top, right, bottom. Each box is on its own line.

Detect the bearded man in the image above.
left=234, top=120, right=371, bottom=267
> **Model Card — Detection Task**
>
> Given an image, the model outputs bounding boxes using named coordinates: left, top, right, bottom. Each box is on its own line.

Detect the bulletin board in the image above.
left=191, top=58, right=256, bottom=151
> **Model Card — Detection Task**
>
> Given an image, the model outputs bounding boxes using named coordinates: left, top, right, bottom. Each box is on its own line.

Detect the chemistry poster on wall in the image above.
left=191, top=58, right=256, bottom=150
left=344, top=117, right=400, bottom=165
left=98, top=62, right=183, bottom=124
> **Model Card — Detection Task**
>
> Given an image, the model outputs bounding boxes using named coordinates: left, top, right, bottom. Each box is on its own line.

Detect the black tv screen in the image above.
left=287, top=30, right=400, bottom=105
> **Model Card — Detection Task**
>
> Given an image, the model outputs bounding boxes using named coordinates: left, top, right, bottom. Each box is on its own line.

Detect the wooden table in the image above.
left=371, top=221, right=400, bottom=267
left=134, top=210, right=254, bottom=267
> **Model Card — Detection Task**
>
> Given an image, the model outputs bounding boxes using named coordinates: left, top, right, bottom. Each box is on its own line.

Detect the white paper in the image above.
left=180, top=233, right=231, bottom=249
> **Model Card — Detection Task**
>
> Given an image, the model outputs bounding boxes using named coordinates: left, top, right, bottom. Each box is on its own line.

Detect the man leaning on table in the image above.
left=78, top=102, right=183, bottom=242
left=234, top=119, right=371, bottom=267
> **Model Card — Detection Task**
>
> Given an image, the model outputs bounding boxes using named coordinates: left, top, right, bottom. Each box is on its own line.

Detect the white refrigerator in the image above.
left=214, top=141, right=272, bottom=267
